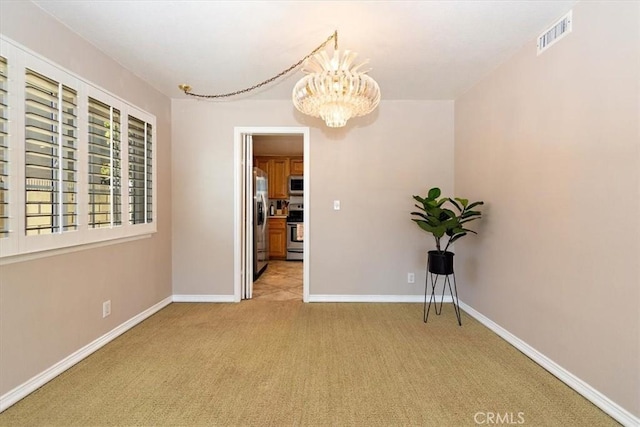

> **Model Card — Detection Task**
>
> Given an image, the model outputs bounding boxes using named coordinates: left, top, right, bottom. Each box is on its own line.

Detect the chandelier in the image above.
left=292, top=50, right=380, bottom=128
left=178, top=31, right=381, bottom=128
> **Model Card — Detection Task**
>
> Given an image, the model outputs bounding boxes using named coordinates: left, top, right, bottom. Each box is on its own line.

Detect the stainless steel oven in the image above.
left=286, top=205, right=303, bottom=261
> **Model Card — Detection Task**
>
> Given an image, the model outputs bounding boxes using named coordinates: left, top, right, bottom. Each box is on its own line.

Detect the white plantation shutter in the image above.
left=0, top=56, right=8, bottom=238
left=88, top=97, right=121, bottom=228
left=146, top=122, right=152, bottom=223
left=0, top=37, right=156, bottom=259
left=24, top=69, right=78, bottom=235
left=128, top=115, right=152, bottom=224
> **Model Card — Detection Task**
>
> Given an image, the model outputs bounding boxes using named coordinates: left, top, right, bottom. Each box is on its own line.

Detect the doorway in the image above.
left=233, top=127, right=310, bottom=303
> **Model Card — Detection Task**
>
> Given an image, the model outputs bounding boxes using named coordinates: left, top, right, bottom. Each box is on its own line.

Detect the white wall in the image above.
left=171, top=100, right=454, bottom=297
left=0, top=1, right=172, bottom=397
left=455, top=0, right=639, bottom=417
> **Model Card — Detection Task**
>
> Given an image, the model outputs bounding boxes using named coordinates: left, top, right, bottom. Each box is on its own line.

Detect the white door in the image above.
left=241, top=133, right=254, bottom=299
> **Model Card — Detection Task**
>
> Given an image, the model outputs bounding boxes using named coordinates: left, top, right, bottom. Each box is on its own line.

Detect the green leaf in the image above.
left=459, top=217, right=480, bottom=225
left=461, top=210, right=482, bottom=218
left=412, top=219, right=428, bottom=230
left=425, top=199, right=437, bottom=208
left=415, top=221, right=438, bottom=235
left=428, top=187, right=441, bottom=199
left=443, top=217, right=460, bottom=227
left=437, top=212, right=450, bottom=222
left=432, top=226, right=446, bottom=238
left=411, top=212, right=429, bottom=221
left=441, top=209, right=456, bottom=219
left=448, top=233, right=468, bottom=244
left=455, top=198, right=469, bottom=208
left=466, top=201, right=484, bottom=210
left=448, top=198, right=462, bottom=212
left=446, top=224, right=465, bottom=236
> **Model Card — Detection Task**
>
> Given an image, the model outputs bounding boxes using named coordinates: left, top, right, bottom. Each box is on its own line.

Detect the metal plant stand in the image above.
left=423, top=256, right=462, bottom=326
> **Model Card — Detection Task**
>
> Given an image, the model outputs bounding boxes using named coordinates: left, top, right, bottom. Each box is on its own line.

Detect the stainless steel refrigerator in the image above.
left=253, top=167, right=269, bottom=280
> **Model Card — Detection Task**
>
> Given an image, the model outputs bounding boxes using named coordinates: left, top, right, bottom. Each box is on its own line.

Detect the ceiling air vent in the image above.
left=537, top=10, right=572, bottom=55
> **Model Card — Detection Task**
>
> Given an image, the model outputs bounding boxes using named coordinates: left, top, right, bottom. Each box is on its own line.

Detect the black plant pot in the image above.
left=428, top=250, right=454, bottom=275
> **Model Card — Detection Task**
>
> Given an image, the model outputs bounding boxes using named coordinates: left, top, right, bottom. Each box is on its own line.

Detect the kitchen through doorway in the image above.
left=234, top=127, right=310, bottom=303
left=253, top=134, right=304, bottom=301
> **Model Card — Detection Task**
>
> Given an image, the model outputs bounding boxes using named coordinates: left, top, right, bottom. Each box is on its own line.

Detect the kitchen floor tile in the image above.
left=253, top=260, right=302, bottom=301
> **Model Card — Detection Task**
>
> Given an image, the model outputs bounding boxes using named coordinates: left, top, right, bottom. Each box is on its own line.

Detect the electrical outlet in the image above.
left=407, top=273, right=415, bottom=284
left=102, top=300, right=111, bottom=318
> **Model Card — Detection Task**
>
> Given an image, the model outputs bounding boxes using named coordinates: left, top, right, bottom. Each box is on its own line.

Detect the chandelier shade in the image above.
left=292, top=50, right=381, bottom=128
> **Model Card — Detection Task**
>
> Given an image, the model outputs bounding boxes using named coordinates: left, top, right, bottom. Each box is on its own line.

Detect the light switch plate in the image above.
left=333, top=200, right=340, bottom=210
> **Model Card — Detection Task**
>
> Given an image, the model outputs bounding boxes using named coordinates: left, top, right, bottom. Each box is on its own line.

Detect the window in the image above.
left=0, top=56, right=8, bottom=238
left=25, top=69, right=78, bottom=235
left=127, top=115, right=152, bottom=225
left=0, top=37, right=157, bottom=260
left=88, top=97, right=121, bottom=228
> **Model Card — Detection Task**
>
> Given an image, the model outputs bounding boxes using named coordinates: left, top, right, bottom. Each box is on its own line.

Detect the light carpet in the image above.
left=0, top=302, right=618, bottom=426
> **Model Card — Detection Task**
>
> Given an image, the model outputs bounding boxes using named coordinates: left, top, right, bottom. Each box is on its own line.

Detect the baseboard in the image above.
left=0, top=296, right=172, bottom=413
left=459, top=301, right=639, bottom=427
left=308, top=294, right=453, bottom=303
left=172, top=294, right=235, bottom=303
left=3, top=294, right=635, bottom=425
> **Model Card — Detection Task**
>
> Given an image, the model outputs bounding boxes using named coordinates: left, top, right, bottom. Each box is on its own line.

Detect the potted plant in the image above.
left=411, top=187, right=484, bottom=275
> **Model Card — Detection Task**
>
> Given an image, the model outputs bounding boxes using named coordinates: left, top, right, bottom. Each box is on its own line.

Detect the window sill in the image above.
left=0, top=233, right=153, bottom=266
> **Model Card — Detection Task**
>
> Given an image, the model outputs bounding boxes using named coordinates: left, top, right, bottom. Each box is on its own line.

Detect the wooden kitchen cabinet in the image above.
left=254, top=157, right=290, bottom=199
left=290, top=157, right=304, bottom=176
left=254, top=158, right=270, bottom=176
left=269, top=217, right=287, bottom=259
left=270, top=158, right=289, bottom=199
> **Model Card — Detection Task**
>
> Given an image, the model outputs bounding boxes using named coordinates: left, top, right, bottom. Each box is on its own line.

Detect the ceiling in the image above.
left=253, top=135, right=304, bottom=156
left=32, top=0, right=576, bottom=101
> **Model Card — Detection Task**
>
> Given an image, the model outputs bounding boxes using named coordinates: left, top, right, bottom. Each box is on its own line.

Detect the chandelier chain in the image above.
left=180, top=31, right=338, bottom=99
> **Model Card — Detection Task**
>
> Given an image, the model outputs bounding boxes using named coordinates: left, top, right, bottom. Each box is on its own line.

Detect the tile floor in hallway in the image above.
left=253, top=260, right=303, bottom=301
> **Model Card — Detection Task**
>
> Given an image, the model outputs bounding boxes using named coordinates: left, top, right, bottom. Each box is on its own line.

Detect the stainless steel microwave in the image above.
left=288, top=176, right=303, bottom=195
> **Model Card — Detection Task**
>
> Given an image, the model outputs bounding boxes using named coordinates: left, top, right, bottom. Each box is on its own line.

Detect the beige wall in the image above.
left=0, top=1, right=172, bottom=396
left=5, top=0, right=634, bottom=419
left=454, top=1, right=639, bottom=417
left=171, top=100, right=454, bottom=296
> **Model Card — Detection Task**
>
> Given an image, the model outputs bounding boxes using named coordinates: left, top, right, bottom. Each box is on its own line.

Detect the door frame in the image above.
left=233, top=126, right=310, bottom=302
